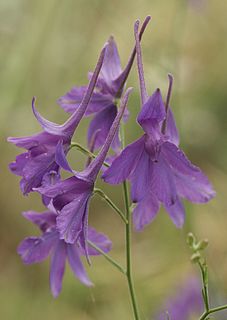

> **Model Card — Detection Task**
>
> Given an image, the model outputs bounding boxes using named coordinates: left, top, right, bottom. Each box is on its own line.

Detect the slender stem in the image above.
left=198, top=261, right=209, bottom=313
left=120, top=124, right=141, bottom=320
left=70, top=142, right=110, bottom=167
left=199, top=304, right=227, bottom=320
left=94, top=188, right=128, bottom=224
left=87, top=240, right=126, bottom=275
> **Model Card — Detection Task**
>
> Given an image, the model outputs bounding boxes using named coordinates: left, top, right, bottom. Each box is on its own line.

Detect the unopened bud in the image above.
left=197, top=239, right=209, bottom=251
left=187, top=232, right=196, bottom=247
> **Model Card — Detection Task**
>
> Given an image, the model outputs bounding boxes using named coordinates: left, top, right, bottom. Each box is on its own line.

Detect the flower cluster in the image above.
left=8, top=16, right=215, bottom=300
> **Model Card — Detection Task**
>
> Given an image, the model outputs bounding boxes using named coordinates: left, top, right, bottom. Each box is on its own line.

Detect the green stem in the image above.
left=120, top=123, right=141, bottom=320
left=94, top=188, right=128, bottom=224
left=87, top=240, right=126, bottom=275
left=199, top=304, right=227, bottom=320
left=123, top=180, right=141, bottom=320
left=70, top=142, right=109, bottom=167
left=198, top=261, right=209, bottom=313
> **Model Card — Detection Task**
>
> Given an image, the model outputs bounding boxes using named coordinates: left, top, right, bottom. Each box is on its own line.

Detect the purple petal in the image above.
left=166, top=108, right=179, bottom=146
left=18, top=232, right=57, bottom=264
left=102, top=135, right=145, bottom=184
left=58, top=86, right=113, bottom=115
left=56, top=192, right=91, bottom=244
left=133, top=193, right=160, bottom=231
left=9, top=153, right=29, bottom=176
left=164, top=197, right=185, bottom=228
left=162, top=142, right=200, bottom=175
left=87, top=105, right=120, bottom=151
left=41, top=171, right=61, bottom=206
left=22, top=211, right=56, bottom=232
left=67, top=244, right=93, bottom=286
left=175, top=170, right=215, bottom=203
left=36, top=176, right=92, bottom=199
left=151, top=155, right=177, bottom=206
left=50, top=240, right=67, bottom=297
left=86, top=227, right=112, bottom=256
left=130, top=149, right=153, bottom=202
left=55, top=141, right=72, bottom=172
left=137, top=89, right=166, bottom=135
left=98, top=36, right=122, bottom=92
left=32, top=97, right=67, bottom=137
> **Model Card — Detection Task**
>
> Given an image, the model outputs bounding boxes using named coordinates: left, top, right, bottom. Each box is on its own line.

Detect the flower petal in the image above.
left=151, top=155, right=177, bottom=206
left=50, top=240, right=67, bottom=297
left=164, top=197, right=185, bottom=228
left=22, top=211, right=56, bottom=232
left=130, top=148, right=153, bottom=202
left=166, top=108, right=179, bottom=146
left=133, top=193, right=160, bottom=231
left=55, top=141, right=72, bottom=173
left=56, top=192, right=91, bottom=244
left=17, top=232, right=57, bottom=264
left=87, top=105, right=120, bottom=151
left=86, top=227, right=112, bottom=256
left=58, top=86, right=113, bottom=115
left=99, top=36, right=122, bottom=89
left=102, top=135, right=145, bottom=184
left=175, top=170, right=215, bottom=203
left=137, top=89, right=166, bottom=136
left=162, top=142, right=200, bottom=175
left=67, top=244, right=93, bottom=286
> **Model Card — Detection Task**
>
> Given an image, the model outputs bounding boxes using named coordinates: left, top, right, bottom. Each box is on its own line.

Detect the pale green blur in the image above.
left=1, top=0, right=227, bottom=319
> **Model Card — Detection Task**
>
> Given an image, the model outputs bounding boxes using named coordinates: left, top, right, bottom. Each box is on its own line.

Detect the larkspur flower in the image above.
left=18, top=209, right=112, bottom=297
left=58, top=16, right=151, bottom=152
left=102, top=20, right=215, bottom=230
left=8, top=45, right=106, bottom=195
left=155, top=277, right=203, bottom=320
left=36, top=88, right=132, bottom=254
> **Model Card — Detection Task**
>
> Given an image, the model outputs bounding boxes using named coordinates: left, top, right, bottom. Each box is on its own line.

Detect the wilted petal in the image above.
left=18, top=232, right=57, bottom=264
left=166, top=108, right=179, bottom=146
left=87, top=105, right=120, bottom=151
left=130, top=148, right=152, bottom=202
left=137, top=89, right=166, bottom=136
left=86, top=227, right=112, bottom=256
left=162, top=142, right=199, bottom=175
left=133, top=193, right=160, bottom=231
left=56, top=192, right=91, bottom=244
left=151, top=155, right=177, bottom=206
left=67, top=244, right=93, bottom=286
left=164, top=197, right=185, bottom=228
left=175, top=170, right=215, bottom=203
left=50, top=240, right=67, bottom=297
left=102, top=135, right=145, bottom=184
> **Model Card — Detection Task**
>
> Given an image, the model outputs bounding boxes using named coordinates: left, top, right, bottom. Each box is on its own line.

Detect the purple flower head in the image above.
left=8, top=45, right=107, bottom=195
left=102, top=20, right=215, bottom=231
left=18, top=209, right=112, bottom=297
left=36, top=89, right=132, bottom=257
left=58, top=16, right=151, bottom=152
left=155, top=277, right=203, bottom=320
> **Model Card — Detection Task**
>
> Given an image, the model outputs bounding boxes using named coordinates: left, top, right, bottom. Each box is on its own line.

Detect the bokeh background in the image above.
left=1, top=0, right=227, bottom=319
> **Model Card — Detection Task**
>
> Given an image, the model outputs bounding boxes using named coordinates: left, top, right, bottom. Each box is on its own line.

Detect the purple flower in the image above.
left=8, top=45, right=106, bottom=195
left=102, top=21, right=215, bottom=231
left=155, top=277, right=203, bottom=320
left=58, top=16, right=151, bottom=152
left=36, top=89, right=132, bottom=254
left=18, top=210, right=112, bottom=297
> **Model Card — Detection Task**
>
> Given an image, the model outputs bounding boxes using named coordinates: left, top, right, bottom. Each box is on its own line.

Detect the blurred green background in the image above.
left=1, top=0, right=227, bottom=319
